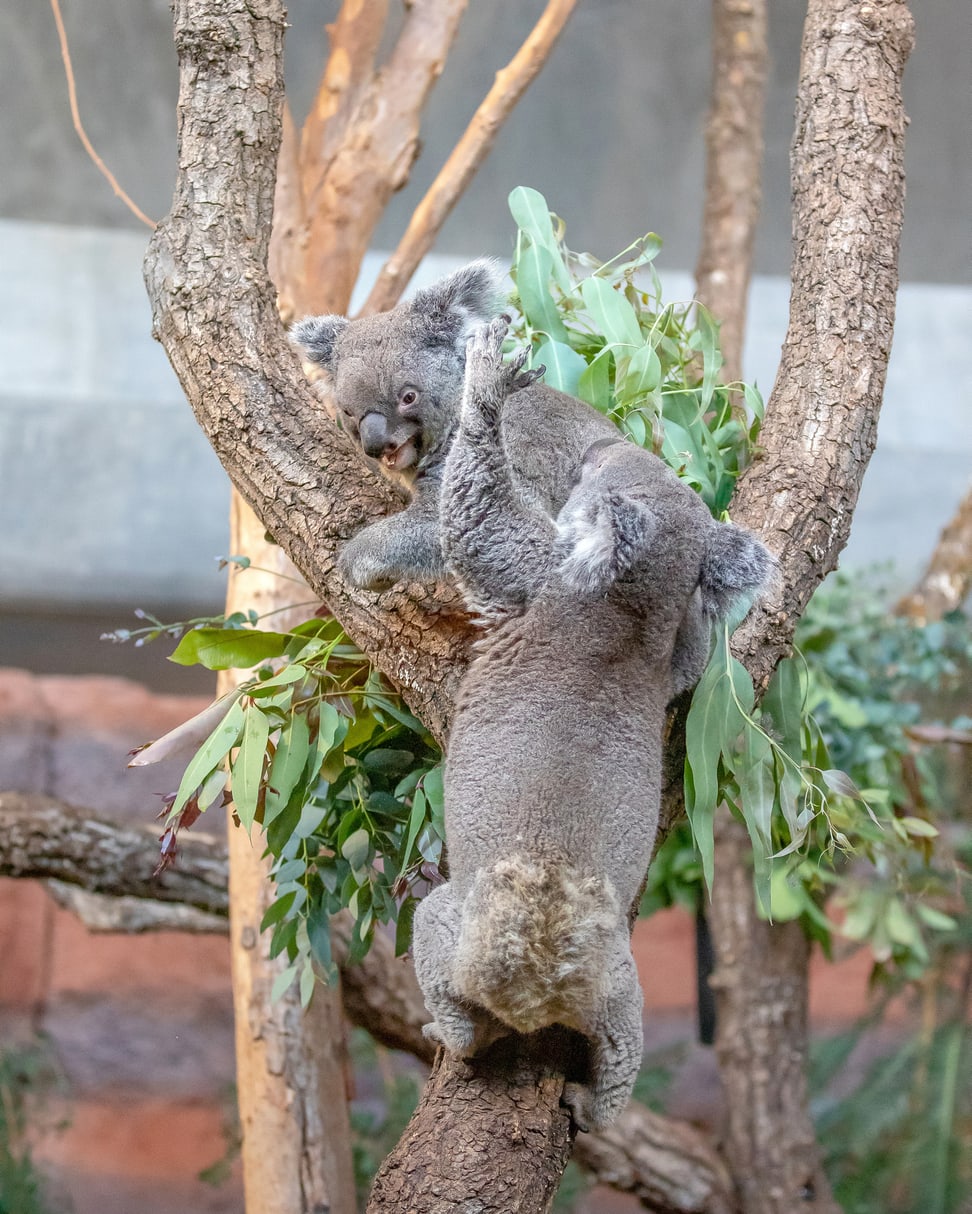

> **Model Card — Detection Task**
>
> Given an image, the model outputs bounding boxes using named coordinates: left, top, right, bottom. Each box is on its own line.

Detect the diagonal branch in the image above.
left=896, top=480, right=972, bottom=622
left=297, top=0, right=468, bottom=313
left=729, top=0, right=915, bottom=694
left=360, top=0, right=578, bottom=316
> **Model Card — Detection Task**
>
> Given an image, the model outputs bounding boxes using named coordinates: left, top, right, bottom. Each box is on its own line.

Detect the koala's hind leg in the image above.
left=411, top=883, right=504, bottom=1056
left=563, top=948, right=644, bottom=1132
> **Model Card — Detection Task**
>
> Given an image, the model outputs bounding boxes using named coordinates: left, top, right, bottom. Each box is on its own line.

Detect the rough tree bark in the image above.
left=692, top=2, right=837, bottom=1208
left=142, top=0, right=914, bottom=1207
left=729, top=0, right=915, bottom=690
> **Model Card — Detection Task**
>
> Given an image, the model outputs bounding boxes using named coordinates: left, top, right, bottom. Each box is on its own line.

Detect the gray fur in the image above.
left=290, top=260, right=617, bottom=589
left=410, top=317, right=775, bottom=1131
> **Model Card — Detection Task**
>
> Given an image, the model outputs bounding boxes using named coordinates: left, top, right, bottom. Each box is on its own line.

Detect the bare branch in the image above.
left=896, top=481, right=972, bottom=623
left=0, top=791, right=228, bottom=913
left=361, top=0, right=577, bottom=316
left=49, top=0, right=157, bottom=229
left=297, top=0, right=469, bottom=313
left=693, top=0, right=767, bottom=383
left=45, top=881, right=228, bottom=934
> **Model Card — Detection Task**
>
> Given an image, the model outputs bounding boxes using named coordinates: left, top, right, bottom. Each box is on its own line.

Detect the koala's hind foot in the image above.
left=562, top=948, right=644, bottom=1131
left=463, top=316, right=545, bottom=430
left=412, top=883, right=505, bottom=1057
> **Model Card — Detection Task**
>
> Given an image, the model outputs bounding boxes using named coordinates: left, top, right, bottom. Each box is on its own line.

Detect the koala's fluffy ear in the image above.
left=699, top=522, right=776, bottom=619
left=290, top=315, right=349, bottom=368
left=559, top=494, right=657, bottom=595
left=410, top=259, right=505, bottom=346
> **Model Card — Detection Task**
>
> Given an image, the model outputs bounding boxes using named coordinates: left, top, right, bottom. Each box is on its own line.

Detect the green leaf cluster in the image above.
left=0, top=1044, right=59, bottom=1214
left=507, top=186, right=763, bottom=513
left=662, top=571, right=971, bottom=983
left=149, top=615, right=443, bottom=1005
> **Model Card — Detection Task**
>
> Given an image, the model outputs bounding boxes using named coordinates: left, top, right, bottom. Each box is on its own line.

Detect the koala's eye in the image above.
left=398, top=387, right=420, bottom=411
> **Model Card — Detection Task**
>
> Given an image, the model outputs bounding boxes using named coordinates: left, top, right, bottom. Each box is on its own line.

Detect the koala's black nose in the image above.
left=358, top=412, right=389, bottom=458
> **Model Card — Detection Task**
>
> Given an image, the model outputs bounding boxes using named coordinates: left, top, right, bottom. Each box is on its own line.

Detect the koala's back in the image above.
left=445, top=601, right=669, bottom=907
left=499, top=384, right=618, bottom=514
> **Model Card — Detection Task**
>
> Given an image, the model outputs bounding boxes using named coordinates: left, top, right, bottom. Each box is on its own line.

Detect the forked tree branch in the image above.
left=361, top=0, right=578, bottom=316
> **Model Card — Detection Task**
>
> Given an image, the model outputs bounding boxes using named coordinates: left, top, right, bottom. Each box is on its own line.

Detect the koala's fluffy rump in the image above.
left=453, top=856, right=620, bottom=1034
left=411, top=317, right=776, bottom=1131
left=291, top=260, right=617, bottom=589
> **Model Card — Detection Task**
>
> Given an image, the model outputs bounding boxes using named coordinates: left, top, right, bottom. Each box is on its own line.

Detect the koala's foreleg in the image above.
left=563, top=947, right=644, bottom=1132
left=338, top=477, right=445, bottom=590
left=441, top=317, right=554, bottom=614
left=411, top=883, right=506, bottom=1056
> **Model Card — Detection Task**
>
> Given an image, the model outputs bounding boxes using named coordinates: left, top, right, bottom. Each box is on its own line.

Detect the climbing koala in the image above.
left=410, top=317, right=775, bottom=1131
left=290, top=260, right=617, bottom=590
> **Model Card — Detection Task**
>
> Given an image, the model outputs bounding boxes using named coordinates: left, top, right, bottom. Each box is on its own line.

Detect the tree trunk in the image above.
left=692, top=3, right=837, bottom=1207
left=694, top=0, right=767, bottom=383
left=708, top=822, right=835, bottom=1212
left=369, top=1039, right=575, bottom=1214
left=221, top=495, right=357, bottom=1214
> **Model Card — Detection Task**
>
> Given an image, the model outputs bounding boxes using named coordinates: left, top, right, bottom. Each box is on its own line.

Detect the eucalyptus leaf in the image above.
left=580, top=277, right=642, bottom=348
left=169, top=627, right=291, bottom=670
left=515, top=238, right=569, bottom=341
left=532, top=336, right=587, bottom=395
left=232, top=705, right=271, bottom=831
left=264, top=712, right=311, bottom=826
left=341, top=827, right=371, bottom=873
left=508, top=187, right=571, bottom=290
left=170, top=698, right=246, bottom=817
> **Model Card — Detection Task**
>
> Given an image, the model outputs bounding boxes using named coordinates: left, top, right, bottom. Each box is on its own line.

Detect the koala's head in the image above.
left=291, top=260, right=504, bottom=480
left=556, top=438, right=775, bottom=624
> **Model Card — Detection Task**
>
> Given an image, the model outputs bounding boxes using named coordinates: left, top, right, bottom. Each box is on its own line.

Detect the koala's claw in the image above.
left=513, top=361, right=545, bottom=391
left=562, top=1082, right=594, bottom=1133
left=464, top=318, right=543, bottom=428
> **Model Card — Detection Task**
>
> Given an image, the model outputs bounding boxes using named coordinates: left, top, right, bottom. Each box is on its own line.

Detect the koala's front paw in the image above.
left=338, top=537, right=400, bottom=592
left=463, top=317, right=544, bottom=428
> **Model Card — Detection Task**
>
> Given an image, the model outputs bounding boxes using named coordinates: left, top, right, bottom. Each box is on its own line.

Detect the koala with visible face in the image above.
left=410, top=317, right=775, bottom=1131
left=291, top=261, right=618, bottom=590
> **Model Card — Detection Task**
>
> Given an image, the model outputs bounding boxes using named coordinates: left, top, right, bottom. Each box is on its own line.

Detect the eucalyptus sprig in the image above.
left=129, top=612, right=443, bottom=1006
